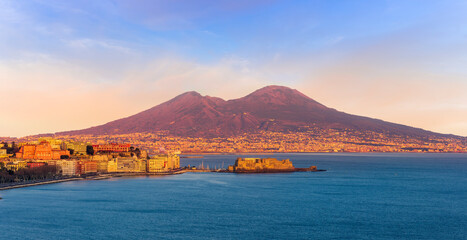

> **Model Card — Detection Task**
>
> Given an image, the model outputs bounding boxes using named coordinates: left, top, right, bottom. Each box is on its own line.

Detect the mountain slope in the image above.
left=58, top=85, right=454, bottom=138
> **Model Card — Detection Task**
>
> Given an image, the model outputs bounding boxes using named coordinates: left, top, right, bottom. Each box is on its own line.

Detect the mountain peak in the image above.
left=246, top=85, right=309, bottom=98
left=179, top=91, right=202, bottom=97
left=249, top=85, right=294, bottom=94
left=169, top=91, right=203, bottom=103
left=242, top=85, right=319, bottom=107
left=56, top=85, right=450, bottom=139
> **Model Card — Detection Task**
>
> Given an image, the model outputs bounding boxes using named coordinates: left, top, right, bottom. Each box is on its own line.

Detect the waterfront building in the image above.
left=116, top=157, right=141, bottom=172
left=78, top=161, right=97, bottom=175
left=91, top=155, right=114, bottom=173
left=147, top=154, right=180, bottom=172
left=96, top=160, right=109, bottom=173
left=107, top=159, right=118, bottom=173
left=147, top=157, right=165, bottom=172
left=139, top=159, right=147, bottom=172
left=57, top=160, right=79, bottom=176
left=167, top=154, right=180, bottom=169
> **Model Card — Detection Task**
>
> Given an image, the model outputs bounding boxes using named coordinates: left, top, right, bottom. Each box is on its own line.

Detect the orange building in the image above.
left=16, top=142, right=70, bottom=160
left=92, top=143, right=131, bottom=153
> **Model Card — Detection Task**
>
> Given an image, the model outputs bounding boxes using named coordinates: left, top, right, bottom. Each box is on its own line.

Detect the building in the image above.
left=147, top=154, right=180, bottom=172
left=15, top=142, right=70, bottom=160
left=139, top=159, right=147, bottom=172
left=92, top=155, right=111, bottom=161
left=107, top=159, right=118, bottom=173
left=116, top=157, right=141, bottom=172
left=57, top=160, right=78, bottom=176
left=38, top=137, right=64, bottom=150
left=16, top=144, right=36, bottom=159
left=78, top=161, right=97, bottom=175
left=147, top=157, right=166, bottom=172
left=4, top=161, right=27, bottom=171
left=92, top=143, right=131, bottom=153
left=167, top=154, right=180, bottom=170
left=0, top=149, right=8, bottom=158
left=96, top=160, right=109, bottom=173
left=27, top=162, right=46, bottom=168
left=65, top=141, right=89, bottom=155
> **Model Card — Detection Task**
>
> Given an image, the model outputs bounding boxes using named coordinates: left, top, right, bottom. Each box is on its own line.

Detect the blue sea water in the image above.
left=0, top=153, right=466, bottom=240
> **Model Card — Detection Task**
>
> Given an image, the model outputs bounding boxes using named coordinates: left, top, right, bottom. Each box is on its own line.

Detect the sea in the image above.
left=0, top=153, right=466, bottom=240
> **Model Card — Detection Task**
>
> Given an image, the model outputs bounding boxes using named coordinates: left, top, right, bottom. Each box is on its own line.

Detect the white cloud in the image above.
left=0, top=54, right=272, bottom=137
left=65, top=38, right=134, bottom=54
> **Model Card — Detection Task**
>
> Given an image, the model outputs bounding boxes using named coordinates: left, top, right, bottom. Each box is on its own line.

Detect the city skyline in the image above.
left=1, top=0, right=467, bottom=137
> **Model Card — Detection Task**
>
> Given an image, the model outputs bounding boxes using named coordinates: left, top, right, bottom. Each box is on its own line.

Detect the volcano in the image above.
left=57, top=85, right=453, bottom=138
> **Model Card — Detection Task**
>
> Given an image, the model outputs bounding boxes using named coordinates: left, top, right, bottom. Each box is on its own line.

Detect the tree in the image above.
left=86, top=145, right=94, bottom=156
left=67, top=148, right=74, bottom=155
left=8, top=142, right=19, bottom=155
left=135, top=148, right=141, bottom=158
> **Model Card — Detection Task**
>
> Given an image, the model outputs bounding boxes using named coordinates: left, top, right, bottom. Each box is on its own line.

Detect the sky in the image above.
left=1, top=0, right=466, bottom=137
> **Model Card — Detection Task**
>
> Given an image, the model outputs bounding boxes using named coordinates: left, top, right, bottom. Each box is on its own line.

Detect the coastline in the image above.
left=0, top=170, right=187, bottom=192
left=0, top=177, right=83, bottom=191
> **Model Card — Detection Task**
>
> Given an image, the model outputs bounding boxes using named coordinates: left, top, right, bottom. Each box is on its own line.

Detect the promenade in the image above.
left=0, top=177, right=82, bottom=191
left=0, top=170, right=188, bottom=191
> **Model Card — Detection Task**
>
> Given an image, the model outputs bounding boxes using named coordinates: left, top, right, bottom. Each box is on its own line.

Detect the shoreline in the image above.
left=0, top=170, right=188, bottom=191
left=0, top=177, right=83, bottom=191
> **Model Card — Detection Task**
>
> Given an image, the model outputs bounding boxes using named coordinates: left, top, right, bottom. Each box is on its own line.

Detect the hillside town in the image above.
left=0, top=137, right=180, bottom=184
left=8, top=127, right=465, bottom=155
left=1, top=127, right=465, bottom=184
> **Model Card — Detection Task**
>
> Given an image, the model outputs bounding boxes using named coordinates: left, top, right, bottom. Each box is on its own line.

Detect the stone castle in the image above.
left=228, top=157, right=295, bottom=173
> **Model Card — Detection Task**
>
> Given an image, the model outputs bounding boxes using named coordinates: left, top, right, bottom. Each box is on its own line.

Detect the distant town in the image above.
left=5, top=126, right=465, bottom=155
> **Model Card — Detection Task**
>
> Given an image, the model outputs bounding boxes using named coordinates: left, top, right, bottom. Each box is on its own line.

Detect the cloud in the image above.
left=65, top=38, right=134, bottom=54
left=2, top=26, right=466, bottom=137
left=0, top=54, right=273, bottom=137
left=111, top=0, right=274, bottom=30
left=1, top=0, right=466, bottom=138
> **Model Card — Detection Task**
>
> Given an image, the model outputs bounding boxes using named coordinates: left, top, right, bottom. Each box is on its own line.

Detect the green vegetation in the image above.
left=86, top=145, right=94, bottom=156
left=1, top=141, right=19, bottom=155
left=0, top=164, right=60, bottom=184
